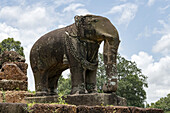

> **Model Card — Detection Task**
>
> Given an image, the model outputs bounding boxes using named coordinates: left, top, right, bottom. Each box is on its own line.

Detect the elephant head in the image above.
left=73, top=15, right=120, bottom=93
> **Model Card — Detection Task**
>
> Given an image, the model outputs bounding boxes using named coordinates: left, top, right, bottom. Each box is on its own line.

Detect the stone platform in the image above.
left=0, top=103, right=164, bottom=113
left=65, top=93, right=126, bottom=106
left=25, top=95, right=59, bottom=103
left=25, top=93, right=126, bottom=106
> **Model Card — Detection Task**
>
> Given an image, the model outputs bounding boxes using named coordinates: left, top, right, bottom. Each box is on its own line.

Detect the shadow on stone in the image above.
left=0, top=103, right=27, bottom=113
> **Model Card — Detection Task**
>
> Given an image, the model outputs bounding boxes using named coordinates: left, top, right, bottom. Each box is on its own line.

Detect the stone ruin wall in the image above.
left=0, top=51, right=32, bottom=103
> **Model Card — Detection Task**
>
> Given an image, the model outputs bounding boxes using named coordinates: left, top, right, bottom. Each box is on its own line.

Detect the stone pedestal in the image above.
left=64, top=93, right=126, bottom=106
left=25, top=93, right=126, bottom=106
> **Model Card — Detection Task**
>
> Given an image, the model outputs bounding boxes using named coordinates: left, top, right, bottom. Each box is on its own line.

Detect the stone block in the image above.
left=0, top=103, right=27, bottom=113
left=27, top=104, right=163, bottom=113
left=0, top=72, right=5, bottom=80
left=64, top=93, right=127, bottom=106
left=14, top=62, right=28, bottom=75
left=29, top=104, right=77, bottom=113
left=129, top=106, right=164, bottom=113
left=0, top=91, right=34, bottom=103
left=1, top=63, right=27, bottom=81
left=0, top=80, right=28, bottom=91
left=25, top=95, right=59, bottom=103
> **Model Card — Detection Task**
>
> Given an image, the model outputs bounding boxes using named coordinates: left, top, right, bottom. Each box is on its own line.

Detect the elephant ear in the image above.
left=74, top=15, right=83, bottom=27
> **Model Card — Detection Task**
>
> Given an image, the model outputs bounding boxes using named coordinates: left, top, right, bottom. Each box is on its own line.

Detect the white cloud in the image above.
left=152, top=19, right=170, bottom=55
left=152, top=34, right=170, bottom=55
left=0, top=6, right=56, bottom=29
left=137, top=26, right=151, bottom=39
left=54, top=0, right=76, bottom=7
left=63, top=3, right=84, bottom=12
left=131, top=51, right=170, bottom=103
left=159, top=5, right=170, bottom=13
left=0, top=6, right=21, bottom=21
left=154, top=20, right=170, bottom=35
left=63, top=3, right=90, bottom=15
left=0, top=23, right=20, bottom=42
left=147, top=0, right=155, bottom=6
left=106, top=3, right=138, bottom=26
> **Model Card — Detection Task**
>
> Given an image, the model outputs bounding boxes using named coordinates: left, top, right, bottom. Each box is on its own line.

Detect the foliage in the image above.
left=28, top=90, right=36, bottom=94
left=0, top=38, right=24, bottom=56
left=57, top=75, right=71, bottom=95
left=97, top=53, right=148, bottom=107
left=1, top=88, right=6, bottom=103
left=149, top=93, right=170, bottom=112
left=57, top=94, right=67, bottom=105
left=97, top=53, right=106, bottom=93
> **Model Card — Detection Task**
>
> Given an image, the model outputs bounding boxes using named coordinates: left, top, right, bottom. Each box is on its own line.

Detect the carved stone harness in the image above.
left=64, top=31, right=98, bottom=70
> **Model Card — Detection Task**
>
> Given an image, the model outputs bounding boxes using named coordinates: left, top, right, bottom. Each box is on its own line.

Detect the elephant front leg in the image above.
left=70, top=66, right=87, bottom=94
left=85, top=69, right=97, bottom=93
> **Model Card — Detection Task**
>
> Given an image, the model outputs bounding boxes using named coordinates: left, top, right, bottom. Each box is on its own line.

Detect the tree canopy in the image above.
left=57, top=75, right=71, bottom=95
left=0, top=38, right=24, bottom=56
left=149, top=93, right=170, bottom=112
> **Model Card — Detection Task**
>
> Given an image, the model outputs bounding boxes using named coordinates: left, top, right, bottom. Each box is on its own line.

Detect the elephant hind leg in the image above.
left=34, top=71, right=48, bottom=96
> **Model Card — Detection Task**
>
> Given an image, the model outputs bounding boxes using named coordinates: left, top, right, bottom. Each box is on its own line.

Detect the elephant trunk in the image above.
left=102, top=31, right=120, bottom=93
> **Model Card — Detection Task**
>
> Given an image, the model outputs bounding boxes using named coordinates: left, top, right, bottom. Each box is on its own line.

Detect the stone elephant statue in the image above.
left=30, top=15, right=120, bottom=96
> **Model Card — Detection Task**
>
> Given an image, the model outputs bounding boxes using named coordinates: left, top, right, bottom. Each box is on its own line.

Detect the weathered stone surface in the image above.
left=129, top=106, right=164, bottom=113
left=0, top=103, right=164, bottom=113
left=14, top=62, right=28, bottom=75
left=0, top=91, right=34, bottom=103
left=1, top=62, right=27, bottom=81
left=25, top=93, right=126, bottom=106
left=29, top=104, right=77, bottom=113
left=0, top=80, right=27, bottom=91
left=65, top=93, right=127, bottom=106
left=0, top=51, right=25, bottom=67
left=28, top=104, right=163, bottom=113
left=30, top=15, right=120, bottom=96
left=25, top=95, right=59, bottom=103
left=0, top=103, right=27, bottom=113
left=0, top=72, right=5, bottom=80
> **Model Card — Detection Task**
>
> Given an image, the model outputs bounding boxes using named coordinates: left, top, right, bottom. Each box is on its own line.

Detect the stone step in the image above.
left=25, top=93, right=127, bottom=106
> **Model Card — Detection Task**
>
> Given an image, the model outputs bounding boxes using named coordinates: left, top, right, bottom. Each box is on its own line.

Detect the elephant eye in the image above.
left=92, top=19, right=98, bottom=23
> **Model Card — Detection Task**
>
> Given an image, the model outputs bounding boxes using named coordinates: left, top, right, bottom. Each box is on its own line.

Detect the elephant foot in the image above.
left=102, top=83, right=117, bottom=93
left=86, top=83, right=97, bottom=93
left=48, top=89, right=58, bottom=96
left=71, top=85, right=87, bottom=95
left=36, top=91, right=48, bottom=96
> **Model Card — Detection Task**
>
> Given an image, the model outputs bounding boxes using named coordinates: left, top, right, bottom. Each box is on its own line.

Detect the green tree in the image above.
left=57, top=75, right=71, bottom=95
left=150, top=93, right=170, bottom=112
left=0, top=38, right=24, bottom=56
left=97, top=53, right=148, bottom=107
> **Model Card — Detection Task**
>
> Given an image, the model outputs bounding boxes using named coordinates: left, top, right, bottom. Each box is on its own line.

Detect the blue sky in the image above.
left=0, top=0, right=170, bottom=104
